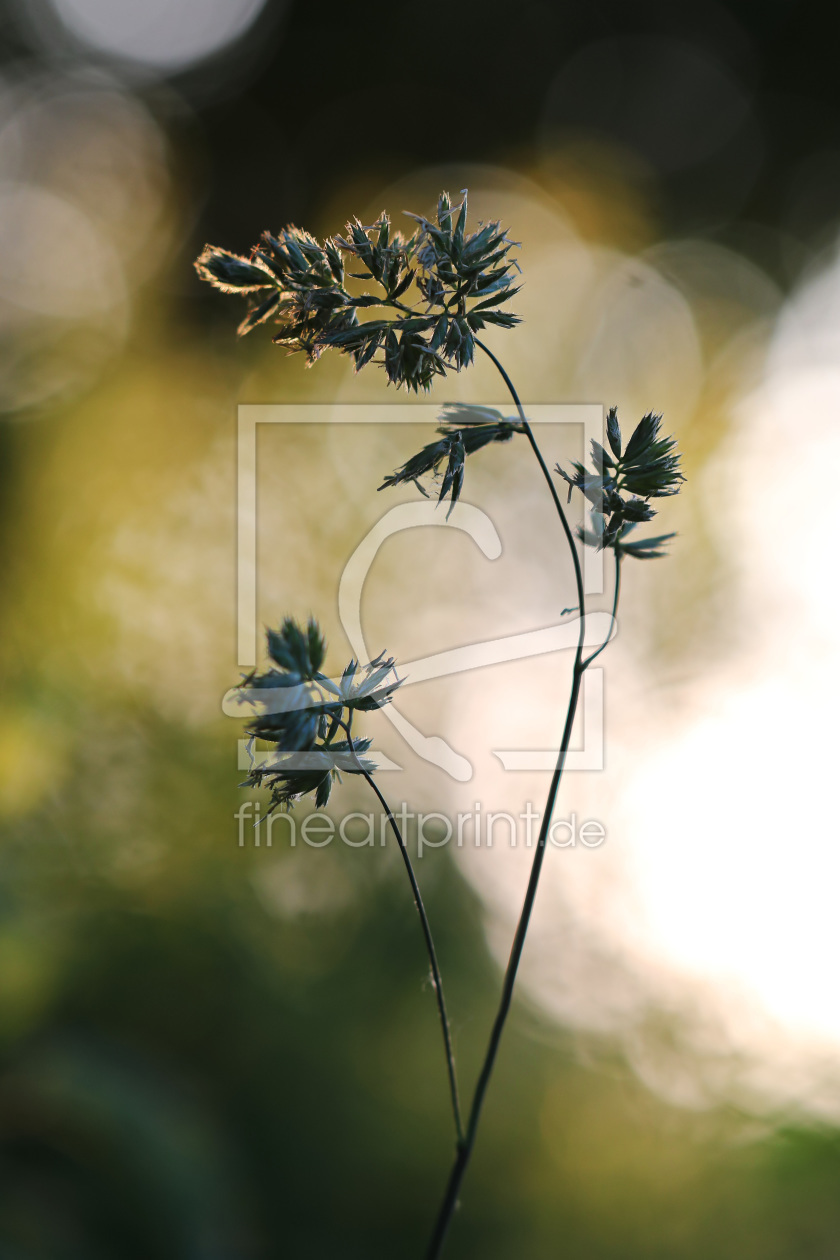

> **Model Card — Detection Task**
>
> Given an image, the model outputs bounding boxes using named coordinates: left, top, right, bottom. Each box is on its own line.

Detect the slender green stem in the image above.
left=426, top=343, right=597, bottom=1258
left=475, top=338, right=586, bottom=618
left=582, top=552, right=621, bottom=670
left=361, top=769, right=464, bottom=1147
left=340, top=716, right=463, bottom=1146
left=384, top=298, right=418, bottom=316
left=425, top=662, right=585, bottom=1260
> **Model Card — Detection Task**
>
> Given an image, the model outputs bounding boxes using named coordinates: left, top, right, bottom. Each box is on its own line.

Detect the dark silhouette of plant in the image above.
left=195, top=191, right=520, bottom=391
left=196, top=189, right=684, bottom=1259
left=237, top=616, right=400, bottom=812
left=232, top=615, right=463, bottom=1145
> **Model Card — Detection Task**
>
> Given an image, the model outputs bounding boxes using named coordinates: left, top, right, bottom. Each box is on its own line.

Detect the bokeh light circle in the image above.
left=34, top=0, right=268, bottom=72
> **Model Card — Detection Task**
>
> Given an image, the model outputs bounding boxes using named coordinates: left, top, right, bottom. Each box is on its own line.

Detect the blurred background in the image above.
left=2, top=0, right=840, bottom=1255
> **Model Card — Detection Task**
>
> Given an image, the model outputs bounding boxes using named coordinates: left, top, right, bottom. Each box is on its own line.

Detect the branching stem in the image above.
left=582, top=551, right=622, bottom=670
left=426, top=344, right=621, bottom=1259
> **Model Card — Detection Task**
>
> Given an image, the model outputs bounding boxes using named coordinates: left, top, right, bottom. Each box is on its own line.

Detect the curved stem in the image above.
left=582, top=552, right=622, bottom=670
left=426, top=344, right=594, bottom=1258
left=340, top=709, right=463, bottom=1146
left=425, top=663, right=585, bottom=1259
left=428, top=556, right=625, bottom=1258
left=475, top=338, right=586, bottom=619
left=360, top=769, right=464, bottom=1146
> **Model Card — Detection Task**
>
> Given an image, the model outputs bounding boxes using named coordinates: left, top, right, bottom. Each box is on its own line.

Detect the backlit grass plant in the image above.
left=196, top=191, right=684, bottom=1258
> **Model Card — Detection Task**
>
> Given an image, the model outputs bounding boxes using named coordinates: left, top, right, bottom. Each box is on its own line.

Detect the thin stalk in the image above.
left=340, top=717, right=463, bottom=1146
left=362, top=769, right=464, bottom=1146
left=582, top=552, right=622, bottom=670
left=426, top=343, right=595, bottom=1258
left=425, top=661, right=585, bottom=1259
left=475, top=338, right=586, bottom=617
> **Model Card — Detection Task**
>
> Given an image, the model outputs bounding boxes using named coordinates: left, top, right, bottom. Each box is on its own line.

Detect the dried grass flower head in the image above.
left=236, top=617, right=402, bottom=812
left=556, top=406, right=685, bottom=558
left=195, top=190, right=521, bottom=392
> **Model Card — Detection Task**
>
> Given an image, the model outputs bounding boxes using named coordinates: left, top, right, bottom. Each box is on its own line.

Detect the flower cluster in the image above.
left=194, top=190, right=521, bottom=392
left=556, top=407, right=684, bottom=558
left=379, top=404, right=524, bottom=517
left=236, top=618, right=402, bottom=812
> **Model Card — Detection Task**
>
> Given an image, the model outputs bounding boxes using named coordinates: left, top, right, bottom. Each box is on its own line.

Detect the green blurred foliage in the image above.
left=2, top=682, right=840, bottom=1256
